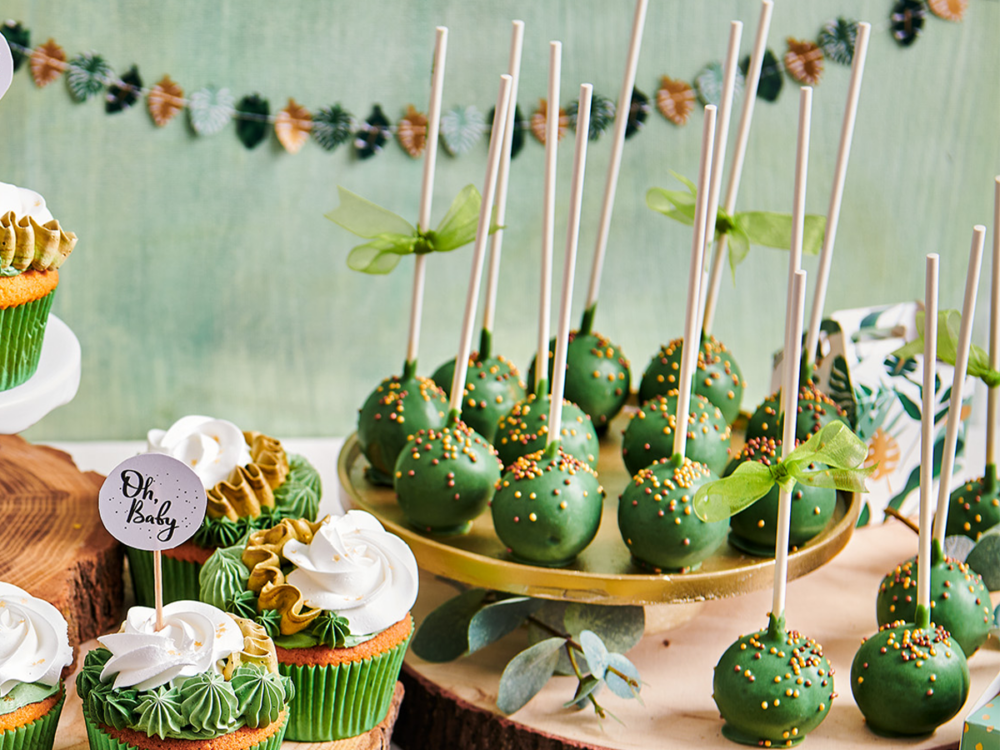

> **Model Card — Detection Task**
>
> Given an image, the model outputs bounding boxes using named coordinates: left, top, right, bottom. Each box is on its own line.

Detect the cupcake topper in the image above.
left=672, top=105, right=717, bottom=461
left=405, top=27, right=449, bottom=369
left=917, top=253, right=939, bottom=628
left=582, top=0, right=649, bottom=329
left=702, top=0, right=774, bottom=334
left=535, top=41, right=562, bottom=396
left=548, top=83, right=593, bottom=447
left=987, top=177, right=1000, bottom=468
left=803, top=22, right=872, bottom=375
left=481, top=20, right=525, bottom=357
left=933, top=225, right=986, bottom=545
left=98, top=454, right=206, bottom=629
left=448, top=74, right=513, bottom=418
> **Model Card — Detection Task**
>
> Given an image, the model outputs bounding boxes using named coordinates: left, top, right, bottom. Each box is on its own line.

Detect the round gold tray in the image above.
left=339, top=414, right=860, bottom=605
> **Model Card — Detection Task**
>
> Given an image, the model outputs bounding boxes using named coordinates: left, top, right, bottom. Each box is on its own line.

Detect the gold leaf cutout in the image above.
left=529, top=99, right=568, bottom=144
left=656, top=76, right=695, bottom=126
left=30, top=39, right=66, bottom=88
left=784, top=39, right=824, bottom=86
left=928, top=0, right=966, bottom=21
left=274, top=98, right=312, bottom=154
left=147, top=75, right=185, bottom=127
left=396, top=105, right=428, bottom=158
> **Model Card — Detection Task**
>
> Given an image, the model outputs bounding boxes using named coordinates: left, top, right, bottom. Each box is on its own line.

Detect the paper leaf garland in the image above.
left=784, top=39, right=824, bottom=85
left=396, top=105, right=428, bottom=158
left=312, top=104, right=352, bottom=151
left=656, top=76, right=695, bottom=126
left=487, top=104, right=525, bottom=158
left=529, top=99, right=568, bottom=144
left=568, top=93, right=615, bottom=141
left=147, top=75, right=184, bottom=127
left=354, top=104, right=390, bottom=159
left=29, top=39, right=66, bottom=88
left=440, top=105, right=485, bottom=156
left=818, top=18, right=859, bottom=65
left=1, top=22, right=29, bottom=72
left=928, top=0, right=967, bottom=22
left=625, top=87, right=650, bottom=139
left=275, top=98, right=312, bottom=154
left=694, top=61, right=745, bottom=107
left=741, top=49, right=783, bottom=103
left=66, top=52, right=112, bottom=102
left=235, top=94, right=270, bottom=149
left=891, top=0, right=926, bottom=47
left=188, top=86, right=234, bottom=136
left=105, top=65, right=142, bottom=114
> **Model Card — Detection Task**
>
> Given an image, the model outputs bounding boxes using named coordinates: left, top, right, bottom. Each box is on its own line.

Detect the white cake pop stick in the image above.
left=583, top=0, right=649, bottom=319
left=482, top=21, right=525, bottom=340
left=987, top=177, right=1000, bottom=467
left=788, top=87, right=812, bottom=285
left=548, top=84, right=593, bottom=444
left=772, top=269, right=807, bottom=618
left=448, top=75, right=513, bottom=416
left=917, top=253, right=939, bottom=623
left=406, top=27, right=448, bottom=367
left=804, top=22, right=872, bottom=371
left=672, top=105, right=717, bottom=460
left=702, top=0, right=774, bottom=334
left=933, top=225, right=987, bottom=545
left=536, top=42, right=562, bottom=394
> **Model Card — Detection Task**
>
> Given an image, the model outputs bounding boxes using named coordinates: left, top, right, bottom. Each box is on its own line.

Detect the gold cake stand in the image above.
left=338, top=410, right=860, bottom=606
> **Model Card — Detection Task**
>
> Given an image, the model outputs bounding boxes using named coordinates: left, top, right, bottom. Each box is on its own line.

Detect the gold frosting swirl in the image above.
left=242, top=518, right=326, bottom=635
left=0, top=211, right=76, bottom=272
left=206, top=432, right=290, bottom=521
left=223, top=615, right=280, bottom=678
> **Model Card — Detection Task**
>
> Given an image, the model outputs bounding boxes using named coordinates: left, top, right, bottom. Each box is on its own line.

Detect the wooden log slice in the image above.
left=0, top=435, right=124, bottom=647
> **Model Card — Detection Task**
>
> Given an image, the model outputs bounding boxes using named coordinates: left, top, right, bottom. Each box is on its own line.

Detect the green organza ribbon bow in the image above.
left=893, top=309, right=1000, bottom=388
left=325, top=184, right=486, bottom=274
left=646, top=172, right=827, bottom=275
left=693, top=421, right=874, bottom=523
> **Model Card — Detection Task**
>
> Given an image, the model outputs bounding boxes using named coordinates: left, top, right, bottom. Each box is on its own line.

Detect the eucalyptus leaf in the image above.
left=578, top=630, right=609, bottom=678
left=468, top=596, right=542, bottom=654
left=564, top=604, right=645, bottom=656
left=562, top=675, right=600, bottom=709
left=496, top=637, right=564, bottom=715
left=411, top=588, right=488, bottom=662
left=526, top=601, right=576, bottom=675
left=604, top=653, right=642, bottom=701
left=967, top=527, right=1000, bottom=591
left=943, top=534, right=976, bottom=563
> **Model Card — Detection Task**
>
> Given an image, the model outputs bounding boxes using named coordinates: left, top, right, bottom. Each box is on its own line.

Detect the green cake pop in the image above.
left=495, top=392, right=598, bottom=471
left=432, top=347, right=526, bottom=444
left=946, top=468, right=1000, bottom=541
left=621, top=391, right=731, bottom=477
left=639, top=336, right=745, bottom=425
left=745, top=384, right=847, bottom=445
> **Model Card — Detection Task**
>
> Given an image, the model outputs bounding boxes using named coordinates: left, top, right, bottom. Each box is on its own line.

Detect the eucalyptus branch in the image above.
left=526, top=614, right=640, bottom=689
left=565, top=638, right=607, bottom=718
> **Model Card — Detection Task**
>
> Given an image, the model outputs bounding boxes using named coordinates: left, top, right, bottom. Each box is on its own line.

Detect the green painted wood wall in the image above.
left=3, top=0, right=998, bottom=440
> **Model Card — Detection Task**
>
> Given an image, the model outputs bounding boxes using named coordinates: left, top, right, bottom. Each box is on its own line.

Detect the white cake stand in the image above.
left=0, top=315, right=81, bottom=434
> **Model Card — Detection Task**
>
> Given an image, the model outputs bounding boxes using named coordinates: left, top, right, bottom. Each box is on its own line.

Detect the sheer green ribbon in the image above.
left=646, top=172, right=827, bottom=275
left=693, top=421, right=874, bottom=523
left=893, top=309, right=1000, bottom=388
left=325, top=184, right=488, bottom=274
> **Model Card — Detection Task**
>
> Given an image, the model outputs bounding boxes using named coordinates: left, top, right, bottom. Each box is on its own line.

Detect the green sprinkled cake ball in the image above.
left=491, top=445, right=604, bottom=566
left=432, top=353, right=526, bottom=444
left=945, top=470, right=1000, bottom=541
left=639, top=335, right=745, bottom=425
left=713, top=613, right=834, bottom=747
left=851, top=621, right=969, bottom=736
left=875, top=550, right=992, bottom=656
left=617, top=457, right=728, bottom=572
left=494, top=393, right=599, bottom=471
left=727, top=438, right=837, bottom=557
left=394, top=420, right=503, bottom=534
left=357, top=374, right=448, bottom=485
left=745, top=385, right=848, bottom=445
left=621, top=392, right=731, bottom=477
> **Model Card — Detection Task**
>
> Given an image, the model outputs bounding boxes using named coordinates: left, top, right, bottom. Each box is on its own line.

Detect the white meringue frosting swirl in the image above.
left=0, top=182, right=54, bottom=224
left=284, top=511, right=418, bottom=636
left=146, top=415, right=252, bottom=489
left=0, top=583, right=72, bottom=696
left=98, top=601, right=245, bottom=691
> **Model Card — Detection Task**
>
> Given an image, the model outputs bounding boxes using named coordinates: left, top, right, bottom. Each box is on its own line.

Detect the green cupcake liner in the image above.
left=0, top=690, right=65, bottom=750
left=0, top=289, right=55, bottom=391
left=82, top=705, right=288, bottom=750
left=126, top=548, right=204, bottom=608
left=279, top=622, right=412, bottom=742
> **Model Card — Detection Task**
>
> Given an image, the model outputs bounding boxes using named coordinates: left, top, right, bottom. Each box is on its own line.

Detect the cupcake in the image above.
left=0, top=182, right=77, bottom=391
left=127, top=416, right=322, bottom=607
left=200, top=511, right=418, bottom=741
left=0, top=583, right=73, bottom=750
left=77, top=601, right=293, bottom=750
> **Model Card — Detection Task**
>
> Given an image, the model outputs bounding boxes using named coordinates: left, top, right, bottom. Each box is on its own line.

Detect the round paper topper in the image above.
left=99, top=453, right=207, bottom=551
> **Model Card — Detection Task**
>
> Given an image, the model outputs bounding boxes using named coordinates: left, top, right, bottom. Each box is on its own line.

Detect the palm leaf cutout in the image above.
left=568, top=93, right=615, bottom=141
left=818, top=18, right=859, bottom=65
left=105, top=65, right=142, bottom=114
left=147, top=75, right=184, bottom=127
left=235, top=94, right=270, bottom=149
left=188, top=86, right=234, bottom=136
left=440, top=105, right=485, bottom=156
left=741, top=49, right=783, bottom=103
left=656, top=76, right=695, bottom=125
left=694, top=61, right=744, bottom=107
left=1, top=22, right=29, bottom=71
left=354, top=104, right=391, bottom=159
left=66, top=52, right=112, bottom=102
left=30, top=39, right=66, bottom=88
left=312, top=104, right=352, bottom=151
left=487, top=104, right=525, bottom=158
left=625, top=87, right=650, bottom=139
left=275, top=98, right=312, bottom=154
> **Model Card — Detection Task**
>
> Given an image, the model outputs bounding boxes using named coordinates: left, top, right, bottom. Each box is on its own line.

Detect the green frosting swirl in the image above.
left=134, top=686, right=184, bottom=740
left=226, top=590, right=260, bottom=621
left=311, top=611, right=351, bottom=649
left=256, top=609, right=283, bottom=639
left=231, top=666, right=285, bottom=728
left=0, top=681, right=60, bottom=717
left=199, top=543, right=251, bottom=610
left=89, top=683, right=139, bottom=730
left=194, top=516, right=253, bottom=548
left=273, top=482, right=319, bottom=522
left=76, top=648, right=112, bottom=701
left=287, top=453, right=322, bottom=497
left=178, top=672, right=238, bottom=736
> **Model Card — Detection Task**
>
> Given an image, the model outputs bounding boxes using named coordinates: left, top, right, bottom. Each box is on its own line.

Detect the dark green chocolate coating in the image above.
left=851, top=621, right=970, bottom=736
left=745, top=385, right=847, bottom=445
left=357, top=374, right=448, bottom=485
left=714, top=613, right=834, bottom=747
left=495, top=393, right=598, bottom=471
left=617, top=457, right=728, bottom=572
left=621, top=392, right=731, bottom=477
left=945, top=465, right=1000, bottom=541
left=639, top=335, right=745, bottom=425
left=727, top=438, right=837, bottom=556
left=432, top=353, right=526, bottom=444
left=491, top=446, right=604, bottom=566
left=394, top=420, right=503, bottom=534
